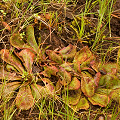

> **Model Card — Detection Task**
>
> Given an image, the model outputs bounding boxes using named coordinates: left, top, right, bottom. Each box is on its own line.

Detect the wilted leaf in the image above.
left=81, top=72, right=95, bottom=97
left=10, top=33, right=31, bottom=50
left=68, top=77, right=80, bottom=90
left=2, top=21, right=11, bottom=31
left=88, top=93, right=110, bottom=107
left=0, top=82, right=21, bottom=100
left=62, top=88, right=81, bottom=105
left=71, top=97, right=89, bottom=110
left=46, top=50, right=63, bottom=64
left=0, top=49, right=24, bottom=74
left=16, top=85, right=34, bottom=110
left=55, top=79, right=62, bottom=95
left=58, top=67, right=71, bottom=85
left=26, top=25, right=39, bottom=53
left=19, top=49, right=35, bottom=73
left=59, top=44, right=76, bottom=59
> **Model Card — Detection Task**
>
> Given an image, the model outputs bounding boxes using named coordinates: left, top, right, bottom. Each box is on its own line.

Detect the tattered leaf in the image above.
left=0, top=49, right=24, bottom=74
left=88, top=93, right=110, bottom=107
left=19, top=49, right=35, bottom=73
left=26, top=25, right=39, bottom=53
left=62, top=88, right=81, bottom=105
left=16, top=85, right=34, bottom=110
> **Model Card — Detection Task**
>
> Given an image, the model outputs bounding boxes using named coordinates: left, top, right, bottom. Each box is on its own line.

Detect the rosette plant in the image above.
left=0, top=25, right=120, bottom=112
left=0, top=25, right=55, bottom=110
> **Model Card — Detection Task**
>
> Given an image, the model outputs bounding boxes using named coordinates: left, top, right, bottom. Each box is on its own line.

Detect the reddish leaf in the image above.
left=40, top=66, right=58, bottom=77
left=2, top=21, right=11, bottom=31
left=0, top=49, right=24, bottom=74
left=55, top=79, right=62, bottom=95
left=0, top=67, right=21, bottom=80
left=19, top=49, right=35, bottom=73
left=16, top=85, right=34, bottom=110
left=0, top=82, right=21, bottom=100
left=94, top=72, right=101, bottom=86
left=88, top=93, right=110, bottom=107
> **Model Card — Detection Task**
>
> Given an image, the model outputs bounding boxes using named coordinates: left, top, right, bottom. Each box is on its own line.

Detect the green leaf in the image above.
left=59, top=44, right=76, bottom=59
left=0, top=49, right=24, bottom=74
left=109, top=88, right=120, bottom=103
left=81, top=72, right=95, bottom=97
left=58, top=67, right=71, bottom=85
left=19, top=49, right=35, bottom=73
left=68, top=77, right=80, bottom=90
left=16, top=85, right=34, bottom=110
left=62, top=88, right=81, bottom=105
left=31, top=84, right=47, bottom=100
left=10, top=33, right=31, bottom=50
left=88, top=93, right=110, bottom=107
left=71, top=97, right=89, bottom=110
left=46, top=50, right=63, bottom=64
left=26, top=25, right=39, bottom=53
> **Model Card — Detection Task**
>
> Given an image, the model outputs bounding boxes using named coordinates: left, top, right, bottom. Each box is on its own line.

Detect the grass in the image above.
left=0, top=0, right=120, bottom=120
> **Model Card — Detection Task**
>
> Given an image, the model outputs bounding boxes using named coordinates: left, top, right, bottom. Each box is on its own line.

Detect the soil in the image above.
left=0, top=0, right=120, bottom=120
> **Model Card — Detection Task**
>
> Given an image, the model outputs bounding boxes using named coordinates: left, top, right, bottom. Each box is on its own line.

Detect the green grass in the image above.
left=0, top=0, right=120, bottom=120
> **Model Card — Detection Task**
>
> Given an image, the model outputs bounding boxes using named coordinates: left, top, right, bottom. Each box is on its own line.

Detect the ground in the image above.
left=0, top=0, right=120, bottom=120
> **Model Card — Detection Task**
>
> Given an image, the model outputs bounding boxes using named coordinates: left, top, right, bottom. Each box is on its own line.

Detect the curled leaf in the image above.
left=16, top=85, right=34, bottom=110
